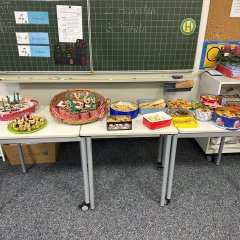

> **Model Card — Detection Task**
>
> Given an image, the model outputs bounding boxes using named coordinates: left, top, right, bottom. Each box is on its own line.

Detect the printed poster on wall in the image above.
left=56, top=5, right=83, bottom=43
left=199, top=41, right=240, bottom=69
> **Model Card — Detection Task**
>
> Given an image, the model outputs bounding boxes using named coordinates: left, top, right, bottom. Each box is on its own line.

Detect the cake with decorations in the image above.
left=50, top=89, right=108, bottom=124
left=0, top=93, right=38, bottom=121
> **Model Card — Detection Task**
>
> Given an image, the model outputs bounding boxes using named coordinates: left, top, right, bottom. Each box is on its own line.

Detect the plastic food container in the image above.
left=168, top=108, right=193, bottom=118
left=110, top=101, right=139, bottom=119
left=194, top=107, right=212, bottom=121
left=137, top=99, right=167, bottom=115
left=172, top=116, right=198, bottom=128
left=200, top=93, right=221, bottom=105
left=168, top=99, right=192, bottom=109
left=218, top=94, right=240, bottom=105
left=225, top=101, right=240, bottom=109
left=143, top=111, right=172, bottom=130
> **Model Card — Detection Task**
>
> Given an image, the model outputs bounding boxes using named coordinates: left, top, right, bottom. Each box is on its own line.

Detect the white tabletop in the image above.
left=178, top=121, right=240, bottom=135
left=80, top=115, right=178, bottom=137
left=0, top=106, right=81, bottom=140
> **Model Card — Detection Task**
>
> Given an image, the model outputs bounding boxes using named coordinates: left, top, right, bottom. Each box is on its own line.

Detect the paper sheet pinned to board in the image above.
left=230, top=0, right=240, bottom=17
left=57, top=5, right=83, bottom=43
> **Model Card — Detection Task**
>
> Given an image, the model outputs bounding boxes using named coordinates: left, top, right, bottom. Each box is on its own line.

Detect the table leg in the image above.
left=0, top=144, right=6, bottom=162
left=79, top=138, right=90, bottom=208
left=157, top=135, right=164, bottom=168
left=86, top=137, right=94, bottom=210
left=160, top=135, right=172, bottom=207
left=166, top=134, right=178, bottom=203
left=17, top=144, right=26, bottom=173
left=215, top=137, right=225, bottom=166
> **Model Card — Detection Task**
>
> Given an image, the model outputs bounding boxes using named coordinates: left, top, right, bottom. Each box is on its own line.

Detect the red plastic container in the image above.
left=143, top=111, right=172, bottom=130
left=200, top=94, right=221, bottom=105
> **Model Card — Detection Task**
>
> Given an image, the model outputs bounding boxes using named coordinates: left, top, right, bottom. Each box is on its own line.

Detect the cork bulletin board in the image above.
left=205, top=0, right=240, bottom=41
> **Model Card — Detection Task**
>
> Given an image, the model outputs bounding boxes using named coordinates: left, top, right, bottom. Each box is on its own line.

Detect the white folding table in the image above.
left=0, top=106, right=90, bottom=210
left=166, top=121, right=240, bottom=204
left=80, top=115, right=178, bottom=209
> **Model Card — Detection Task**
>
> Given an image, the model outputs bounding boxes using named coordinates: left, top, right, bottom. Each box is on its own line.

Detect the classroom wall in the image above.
left=0, top=83, right=20, bottom=97
left=19, top=80, right=199, bottom=105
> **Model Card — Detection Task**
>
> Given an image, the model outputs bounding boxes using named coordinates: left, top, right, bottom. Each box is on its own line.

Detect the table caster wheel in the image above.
left=78, top=202, right=90, bottom=211
left=165, top=198, right=171, bottom=205
left=206, top=155, right=213, bottom=162
left=157, top=162, right=163, bottom=169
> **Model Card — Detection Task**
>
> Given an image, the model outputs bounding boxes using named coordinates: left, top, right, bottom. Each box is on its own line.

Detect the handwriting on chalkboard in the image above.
left=106, top=21, right=146, bottom=33
left=104, top=1, right=151, bottom=33
left=118, top=5, right=156, bottom=15
left=0, top=1, right=13, bottom=33
left=104, top=2, right=156, bottom=15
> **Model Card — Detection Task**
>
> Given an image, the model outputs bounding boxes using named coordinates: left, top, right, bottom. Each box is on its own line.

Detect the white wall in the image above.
left=19, top=78, right=200, bottom=106
left=0, top=83, right=20, bottom=98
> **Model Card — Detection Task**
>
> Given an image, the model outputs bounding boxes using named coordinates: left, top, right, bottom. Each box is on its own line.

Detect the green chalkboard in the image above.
left=0, top=0, right=90, bottom=72
left=0, top=0, right=203, bottom=72
left=91, top=0, right=203, bottom=71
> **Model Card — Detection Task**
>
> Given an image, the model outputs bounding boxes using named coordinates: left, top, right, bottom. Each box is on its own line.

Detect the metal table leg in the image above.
left=157, top=135, right=164, bottom=168
left=166, top=134, right=178, bottom=203
left=0, top=144, right=6, bottom=162
left=86, top=137, right=94, bottom=210
left=17, top=144, right=26, bottom=173
left=215, top=137, right=225, bottom=166
left=160, top=135, right=172, bottom=207
left=79, top=138, right=90, bottom=210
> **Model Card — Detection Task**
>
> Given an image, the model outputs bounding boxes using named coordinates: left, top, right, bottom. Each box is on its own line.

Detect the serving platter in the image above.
left=7, top=118, right=47, bottom=134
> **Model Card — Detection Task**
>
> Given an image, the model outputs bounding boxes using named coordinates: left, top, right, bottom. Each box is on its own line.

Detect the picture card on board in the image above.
left=14, top=11, right=49, bottom=24
left=16, top=32, right=49, bottom=45
left=18, top=45, right=50, bottom=57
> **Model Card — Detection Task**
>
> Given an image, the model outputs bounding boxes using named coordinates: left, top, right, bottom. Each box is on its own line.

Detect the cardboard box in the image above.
left=2, top=143, right=61, bottom=165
